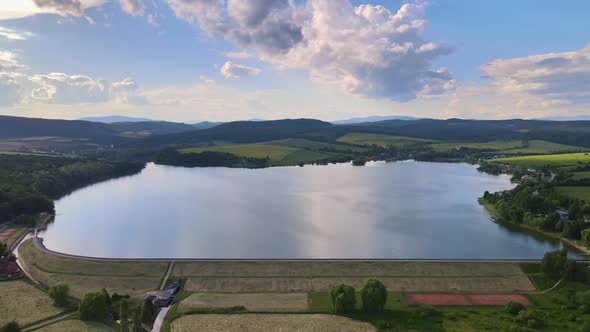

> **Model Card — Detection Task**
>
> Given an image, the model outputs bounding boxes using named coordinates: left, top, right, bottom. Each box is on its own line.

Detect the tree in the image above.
left=0, top=322, right=20, bottom=332
left=131, top=307, right=142, bottom=332
left=48, top=284, right=69, bottom=307
left=505, top=301, right=525, bottom=316
left=79, top=291, right=108, bottom=321
left=541, top=249, right=568, bottom=279
left=119, top=299, right=129, bottom=332
left=141, top=299, right=156, bottom=325
left=330, top=284, right=356, bottom=313
left=569, top=200, right=584, bottom=221
left=360, top=279, right=387, bottom=313
left=541, top=212, right=560, bottom=231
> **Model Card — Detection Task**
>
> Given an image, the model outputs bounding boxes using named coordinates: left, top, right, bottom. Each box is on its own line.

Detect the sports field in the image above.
left=406, top=293, right=531, bottom=306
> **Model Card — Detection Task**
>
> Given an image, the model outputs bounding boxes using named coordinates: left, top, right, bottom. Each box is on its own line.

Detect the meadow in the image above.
left=556, top=186, right=590, bottom=202
left=337, top=133, right=432, bottom=147
left=178, top=143, right=336, bottom=166
left=492, top=152, right=590, bottom=168
left=430, top=140, right=586, bottom=154
left=0, top=280, right=64, bottom=327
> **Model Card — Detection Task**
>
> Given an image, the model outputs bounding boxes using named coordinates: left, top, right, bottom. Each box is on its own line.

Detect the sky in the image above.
left=0, top=0, right=589, bottom=122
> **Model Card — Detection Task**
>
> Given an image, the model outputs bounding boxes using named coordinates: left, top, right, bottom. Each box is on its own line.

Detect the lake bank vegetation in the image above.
left=0, top=154, right=144, bottom=224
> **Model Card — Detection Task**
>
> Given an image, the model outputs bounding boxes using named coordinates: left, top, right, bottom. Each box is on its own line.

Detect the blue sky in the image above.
left=0, top=0, right=589, bottom=122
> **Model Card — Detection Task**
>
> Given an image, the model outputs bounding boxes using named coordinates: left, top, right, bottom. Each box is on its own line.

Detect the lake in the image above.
left=43, top=161, right=575, bottom=259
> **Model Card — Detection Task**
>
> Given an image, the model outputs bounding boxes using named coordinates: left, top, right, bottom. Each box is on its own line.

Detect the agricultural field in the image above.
left=337, top=133, right=432, bottom=147
left=0, top=280, right=63, bottom=327
left=170, top=314, right=375, bottom=332
left=573, top=171, right=590, bottom=180
left=555, top=186, right=590, bottom=202
left=265, top=138, right=367, bottom=152
left=430, top=140, right=586, bottom=154
left=178, top=143, right=335, bottom=166
left=36, top=319, right=114, bottom=331
left=17, top=239, right=165, bottom=298
left=492, top=152, right=590, bottom=168
left=178, top=293, right=309, bottom=312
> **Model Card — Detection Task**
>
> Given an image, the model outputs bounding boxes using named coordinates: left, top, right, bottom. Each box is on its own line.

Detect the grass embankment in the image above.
left=0, top=280, right=64, bottom=327
left=17, top=239, right=167, bottom=298
left=337, top=133, right=432, bottom=147
left=556, top=186, right=590, bottom=202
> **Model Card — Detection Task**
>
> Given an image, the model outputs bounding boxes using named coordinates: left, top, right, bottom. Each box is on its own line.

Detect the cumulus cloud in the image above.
left=118, top=0, right=145, bottom=16
left=0, top=51, right=29, bottom=72
left=220, top=61, right=261, bottom=78
left=0, top=72, right=25, bottom=107
left=0, top=27, right=35, bottom=40
left=165, top=0, right=454, bottom=101
left=28, top=73, right=139, bottom=104
left=33, top=0, right=85, bottom=17
left=481, top=44, right=590, bottom=105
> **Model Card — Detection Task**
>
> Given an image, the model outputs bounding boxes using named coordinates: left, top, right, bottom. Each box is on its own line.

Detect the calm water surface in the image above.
left=44, top=161, right=575, bottom=259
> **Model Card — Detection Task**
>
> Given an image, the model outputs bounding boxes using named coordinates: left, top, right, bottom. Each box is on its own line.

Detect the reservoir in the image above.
left=43, top=161, right=575, bottom=259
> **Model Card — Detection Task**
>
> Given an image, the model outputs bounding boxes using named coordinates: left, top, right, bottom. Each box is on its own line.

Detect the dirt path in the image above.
left=22, top=312, right=77, bottom=332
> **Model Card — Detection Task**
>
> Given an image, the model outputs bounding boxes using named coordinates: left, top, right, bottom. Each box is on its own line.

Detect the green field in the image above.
left=0, top=280, right=64, bottom=327
left=265, top=138, right=367, bottom=152
left=493, top=152, right=590, bottom=168
left=178, top=143, right=336, bottom=166
left=573, top=171, right=590, bottom=180
left=430, top=140, right=586, bottom=154
left=555, top=186, right=590, bottom=202
left=337, top=133, right=432, bottom=147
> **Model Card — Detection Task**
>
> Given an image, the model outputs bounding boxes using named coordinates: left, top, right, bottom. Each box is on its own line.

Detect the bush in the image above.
left=0, top=322, right=20, bottom=332
left=79, top=291, right=108, bottom=321
left=580, top=321, right=590, bottom=332
left=578, top=290, right=590, bottom=312
left=516, top=310, right=546, bottom=329
left=330, top=284, right=356, bottom=313
left=505, top=301, right=526, bottom=316
left=417, top=305, right=441, bottom=318
left=360, top=279, right=387, bottom=313
left=48, top=284, right=69, bottom=307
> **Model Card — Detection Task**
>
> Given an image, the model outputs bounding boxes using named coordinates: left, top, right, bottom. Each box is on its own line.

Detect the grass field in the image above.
left=337, top=133, right=432, bottom=147
left=178, top=143, right=335, bottom=166
left=0, top=280, right=63, bottom=327
left=573, top=171, right=590, bottom=180
left=171, top=314, right=375, bottom=332
left=17, top=239, right=166, bottom=298
left=36, top=319, right=114, bottom=331
left=430, top=140, right=586, bottom=154
left=555, top=186, right=590, bottom=202
left=178, top=293, right=309, bottom=312
left=266, top=138, right=367, bottom=152
left=493, top=152, right=590, bottom=168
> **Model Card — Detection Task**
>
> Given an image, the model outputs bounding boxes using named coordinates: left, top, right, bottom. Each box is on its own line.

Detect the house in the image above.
left=556, top=209, right=570, bottom=223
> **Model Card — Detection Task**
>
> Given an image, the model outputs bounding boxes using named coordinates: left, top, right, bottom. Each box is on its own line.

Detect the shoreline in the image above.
left=479, top=198, right=590, bottom=257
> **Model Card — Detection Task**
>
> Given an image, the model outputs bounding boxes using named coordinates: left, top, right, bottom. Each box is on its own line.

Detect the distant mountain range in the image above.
left=333, top=115, right=419, bottom=124
left=79, top=115, right=154, bottom=123
left=536, top=115, right=590, bottom=121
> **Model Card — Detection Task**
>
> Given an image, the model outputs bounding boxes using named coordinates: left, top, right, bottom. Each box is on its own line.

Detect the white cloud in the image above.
left=0, top=72, right=25, bottom=107
left=0, top=51, right=29, bottom=72
left=118, top=0, right=145, bottom=16
left=0, top=27, right=34, bottom=40
left=481, top=44, right=590, bottom=105
left=165, top=0, right=454, bottom=102
left=220, top=61, right=261, bottom=78
left=224, top=51, right=250, bottom=59
left=28, top=73, right=139, bottom=104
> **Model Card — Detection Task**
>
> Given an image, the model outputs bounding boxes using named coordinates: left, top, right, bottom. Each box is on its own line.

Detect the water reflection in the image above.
left=43, top=161, right=579, bottom=259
